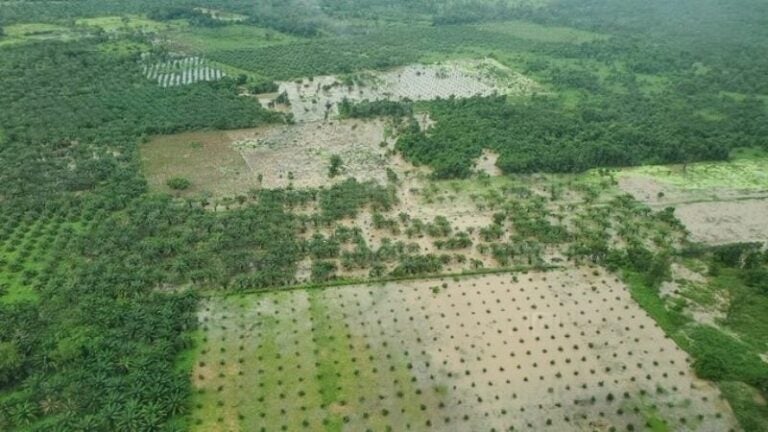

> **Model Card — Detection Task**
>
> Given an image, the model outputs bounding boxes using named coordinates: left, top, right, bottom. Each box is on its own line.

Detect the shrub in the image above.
left=166, top=177, right=191, bottom=191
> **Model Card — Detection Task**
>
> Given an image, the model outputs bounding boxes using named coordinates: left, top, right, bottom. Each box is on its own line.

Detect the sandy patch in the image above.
left=474, top=149, right=502, bottom=176
left=232, top=118, right=397, bottom=189
left=674, top=199, right=768, bottom=244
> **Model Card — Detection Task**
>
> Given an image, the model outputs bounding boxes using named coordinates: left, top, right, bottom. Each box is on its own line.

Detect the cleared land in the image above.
left=674, top=199, right=768, bottom=245
left=191, top=269, right=737, bottom=431
left=233, top=119, right=397, bottom=189
left=140, top=130, right=254, bottom=197
left=617, top=152, right=768, bottom=244
left=269, top=59, right=540, bottom=122
left=140, top=119, right=405, bottom=195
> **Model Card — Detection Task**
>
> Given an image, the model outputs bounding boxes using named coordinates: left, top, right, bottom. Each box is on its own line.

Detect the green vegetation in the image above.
left=166, top=177, right=192, bottom=190
left=2, top=0, right=768, bottom=430
left=327, top=154, right=343, bottom=178
left=619, top=242, right=768, bottom=430
left=622, top=149, right=768, bottom=191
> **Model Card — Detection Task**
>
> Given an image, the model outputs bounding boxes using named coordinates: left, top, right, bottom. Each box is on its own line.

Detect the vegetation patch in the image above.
left=0, top=23, right=82, bottom=47
left=140, top=130, right=255, bottom=197
left=75, top=15, right=171, bottom=32
left=478, top=19, right=608, bottom=44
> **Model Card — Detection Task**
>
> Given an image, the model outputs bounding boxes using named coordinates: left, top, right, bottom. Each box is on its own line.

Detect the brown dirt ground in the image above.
left=618, top=174, right=768, bottom=245
left=674, top=199, right=768, bottom=245
left=233, top=118, right=396, bottom=189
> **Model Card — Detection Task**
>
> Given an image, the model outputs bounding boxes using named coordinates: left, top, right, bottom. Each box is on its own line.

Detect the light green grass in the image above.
left=720, top=91, right=768, bottom=106
left=98, top=39, right=152, bottom=56
left=0, top=23, right=80, bottom=47
left=0, top=272, right=38, bottom=304
left=618, top=149, right=768, bottom=191
left=75, top=15, right=174, bottom=32
left=165, top=25, right=299, bottom=53
left=190, top=289, right=435, bottom=431
left=478, top=20, right=607, bottom=44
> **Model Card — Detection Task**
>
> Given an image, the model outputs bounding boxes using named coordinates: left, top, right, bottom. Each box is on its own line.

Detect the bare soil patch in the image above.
left=268, top=59, right=540, bottom=122
left=674, top=199, right=768, bottom=245
left=474, top=149, right=502, bottom=176
left=233, top=118, right=396, bottom=189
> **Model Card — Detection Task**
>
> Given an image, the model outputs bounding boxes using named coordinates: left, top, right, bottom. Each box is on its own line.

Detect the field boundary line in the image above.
left=200, top=264, right=563, bottom=298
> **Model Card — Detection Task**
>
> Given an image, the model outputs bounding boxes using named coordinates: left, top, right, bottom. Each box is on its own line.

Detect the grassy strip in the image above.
left=622, top=266, right=768, bottom=429
left=719, top=381, right=768, bottom=432
left=203, top=264, right=561, bottom=298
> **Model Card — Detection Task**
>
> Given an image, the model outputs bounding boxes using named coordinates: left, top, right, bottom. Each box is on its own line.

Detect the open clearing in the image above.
left=233, top=119, right=398, bottom=189
left=140, top=119, right=407, bottom=196
left=140, top=119, right=408, bottom=194
left=192, top=269, right=737, bottom=431
left=616, top=153, right=768, bottom=244
left=0, top=23, right=82, bottom=47
left=140, top=130, right=254, bottom=197
left=673, top=199, right=768, bottom=245
left=269, top=59, right=541, bottom=122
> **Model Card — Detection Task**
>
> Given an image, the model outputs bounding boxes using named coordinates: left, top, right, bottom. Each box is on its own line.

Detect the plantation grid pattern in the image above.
left=193, top=270, right=736, bottom=431
left=142, top=56, right=226, bottom=88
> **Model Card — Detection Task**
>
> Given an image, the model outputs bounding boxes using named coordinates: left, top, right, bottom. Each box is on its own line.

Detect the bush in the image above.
left=166, top=177, right=191, bottom=191
left=328, top=155, right=343, bottom=178
left=688, top=325, right=768, bottom=385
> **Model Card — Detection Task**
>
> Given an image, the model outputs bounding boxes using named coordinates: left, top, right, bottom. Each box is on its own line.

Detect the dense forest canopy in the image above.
left=0, top=0, right=767, bottom=430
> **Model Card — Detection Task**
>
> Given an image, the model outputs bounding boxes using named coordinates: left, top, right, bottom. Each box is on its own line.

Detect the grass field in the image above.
left=164, top=25, right=299, bottom=53
left=0, top=23, right=81, bottom=47
left=75, top=15, right=173, bottom=32
left=620, top=148, right=768, bottom=191
left=140, top=130, right=256, bottom=198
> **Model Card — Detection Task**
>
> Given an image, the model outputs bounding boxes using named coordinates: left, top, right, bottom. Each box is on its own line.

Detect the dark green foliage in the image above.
left=688, top=325, right=768, bottom=385
left=711, top=242, right=763, bottom=268
left=328, top=154, right=343, bottom=178
left=307, top=233, right=341, bottom=259
left=338, top=98, right=413, bottom=118
left=247, top=80, right=280, bottom=94
left=398, top=95, right=747, bottom=177
left=166, top=177, right=191, bottom=190
left=0, top=42, right=281, bottom=204
left=209, top=25, right=532, bottom=80
left=0, top=342, right=22, bottom=386
left=318, top=179, right=396, bottom=221
left=434, top=232, right=473, bottom=250
left=311, top=261, right=337, bottom=282
left=0, top=38, right=290, bottom=431
left=391, top=254, right=445, bottom=277
left=742, top=268, right=768, bottom=294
